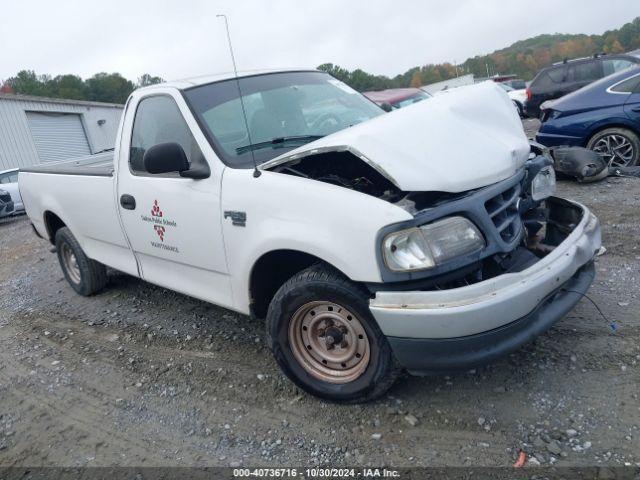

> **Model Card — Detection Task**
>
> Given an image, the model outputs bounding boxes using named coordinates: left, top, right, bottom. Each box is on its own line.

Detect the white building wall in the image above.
left=0, top=95, right=123, bottom=170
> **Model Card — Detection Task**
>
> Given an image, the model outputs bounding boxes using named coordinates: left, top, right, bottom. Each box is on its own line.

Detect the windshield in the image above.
left=183, top=71, right=383, bottom=168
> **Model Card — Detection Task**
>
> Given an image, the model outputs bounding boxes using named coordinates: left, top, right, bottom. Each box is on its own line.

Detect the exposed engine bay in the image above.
left=271, top=150, right=465, bottom=214
left=272, top=147, right=574, bottom=293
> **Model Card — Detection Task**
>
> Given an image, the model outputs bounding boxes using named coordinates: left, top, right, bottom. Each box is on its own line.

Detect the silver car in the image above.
left=0, top=168, right=23, bottom=213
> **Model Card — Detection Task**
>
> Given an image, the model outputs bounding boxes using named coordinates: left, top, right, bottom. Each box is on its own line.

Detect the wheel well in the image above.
left=249, top=250, right=328, bottom=319
left=586, top=124, right=640, bottom=146
left=43, top=211, right=66, bottom=244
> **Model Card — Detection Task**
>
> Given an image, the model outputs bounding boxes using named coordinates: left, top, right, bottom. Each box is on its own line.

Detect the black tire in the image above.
left=266, top=264, right=400, bottom=403
left=586, top=127, right=640, bottom=167
left=55, top=227, right=107, bottom=296
left=512, top=101, right=524, bottom=118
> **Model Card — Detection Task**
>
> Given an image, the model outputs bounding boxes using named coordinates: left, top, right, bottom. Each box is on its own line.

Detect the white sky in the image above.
left=1, top=0, right=638, bottom=82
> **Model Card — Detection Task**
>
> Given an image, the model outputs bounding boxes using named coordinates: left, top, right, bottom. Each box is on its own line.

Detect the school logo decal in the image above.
left=151, top=200, right=163, bottom=217
left=154, top=225, right=166, bottom=241
left=141, top=200, right=179, bottom=253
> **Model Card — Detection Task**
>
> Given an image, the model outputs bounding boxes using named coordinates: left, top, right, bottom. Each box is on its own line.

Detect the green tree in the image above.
left=317, top=63, right=351, bottom=83
left=85, top=72, right=135, bottom=103
left=47, top=74, right=87, bottom=100
left=6, top=70, right=49, bottom=96
left=137, top=74, right=164, bottom=87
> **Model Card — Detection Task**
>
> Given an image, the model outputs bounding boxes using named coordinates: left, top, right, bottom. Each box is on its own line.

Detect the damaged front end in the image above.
left=366, top=144, right=563, bottom=292
left=265, top=146, right=479, bottom=214
left=262, top=79, right=600, bottom=373
left=365, top=145, right=601, bottom=374
left=268, top=141, right=574, bottom=293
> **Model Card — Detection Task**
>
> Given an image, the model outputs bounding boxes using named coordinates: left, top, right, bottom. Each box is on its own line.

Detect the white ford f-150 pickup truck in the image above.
left=20, top=70, right=601, bottom=402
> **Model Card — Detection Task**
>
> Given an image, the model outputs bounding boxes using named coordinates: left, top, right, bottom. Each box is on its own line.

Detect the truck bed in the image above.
left=19, top=151, right=139, bottom=277
left=20, top=151, right=114, bottom=177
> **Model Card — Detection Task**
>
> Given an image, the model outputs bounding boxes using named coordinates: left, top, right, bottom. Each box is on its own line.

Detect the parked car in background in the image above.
left=0, top=168, right=24, bottom=213
left=525, top=53, right=640, bottom=118
left=498, top=83, right=528, bottom=117
left=503, top=79, right=527, bottom=90
left=536, top=66, right=640, bottom=167
left=0, top=189, right=14, bottom=218
left=362, top=88, right=431, bottom=110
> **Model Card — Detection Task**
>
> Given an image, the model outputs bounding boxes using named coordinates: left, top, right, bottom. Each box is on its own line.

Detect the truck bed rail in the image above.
left=20, top=152, right=115, bottom=177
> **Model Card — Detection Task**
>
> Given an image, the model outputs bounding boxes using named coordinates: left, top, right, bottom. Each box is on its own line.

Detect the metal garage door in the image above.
left=26, top=112, right=91, bottom=163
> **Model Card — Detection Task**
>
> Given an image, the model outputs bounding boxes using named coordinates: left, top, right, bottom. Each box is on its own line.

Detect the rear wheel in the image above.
left=587, top=127, right=640, bottom=167
left=266, top=265, right=400, bottom=403
left=55, top=227, right=107, bottom=296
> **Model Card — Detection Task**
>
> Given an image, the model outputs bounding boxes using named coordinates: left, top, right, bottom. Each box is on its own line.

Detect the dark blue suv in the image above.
left=536, top=66, right=640, bottom=167
left=525, top=54, right=640, bottom=118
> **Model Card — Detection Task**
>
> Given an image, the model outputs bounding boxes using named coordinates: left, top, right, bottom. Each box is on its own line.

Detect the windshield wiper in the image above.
left=235, top=135, right=324, bottom=154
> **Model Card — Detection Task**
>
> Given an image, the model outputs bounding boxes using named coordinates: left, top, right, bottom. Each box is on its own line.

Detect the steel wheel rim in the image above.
left=593, top=134, right=635, bottom=167
left=288, top=301, right=370, bottom=384
left=61, top=243, right=81, bottom=284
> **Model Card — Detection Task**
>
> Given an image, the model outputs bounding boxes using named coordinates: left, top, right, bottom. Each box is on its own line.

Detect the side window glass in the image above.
left=533, top=72, right=553, bottom=89
left=610, top=75, right=640, bottom=93
left=130, top=96, right=207, bottom=175
left=569, top=62, right=601, bottom=82
left=603, top=59, right=634, bottom=76
left=547, top=67, right=566, bottom=83
left=0, top=173, right=16, bottom=184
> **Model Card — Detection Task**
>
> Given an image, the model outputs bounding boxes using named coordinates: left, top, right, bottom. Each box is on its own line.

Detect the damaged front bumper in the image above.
left=369, top=197, right=601, bottom=375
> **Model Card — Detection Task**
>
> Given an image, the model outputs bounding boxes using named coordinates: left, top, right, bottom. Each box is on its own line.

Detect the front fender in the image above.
left=221, top=169, right=412, bottom=313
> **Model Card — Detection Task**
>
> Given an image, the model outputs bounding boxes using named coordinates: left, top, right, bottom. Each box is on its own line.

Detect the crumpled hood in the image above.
left=261, top=81, right=531, bottom=193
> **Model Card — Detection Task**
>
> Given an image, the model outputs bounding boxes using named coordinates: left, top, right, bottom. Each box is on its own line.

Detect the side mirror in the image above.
left=380, top=102, right=393, bottom=112
left=143, top=142, right=211, bottom=179
left=143, top=142, right=189, bottom=175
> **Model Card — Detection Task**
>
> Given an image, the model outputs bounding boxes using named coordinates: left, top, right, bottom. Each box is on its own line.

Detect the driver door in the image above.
left=116, top=91, right=232, bottom=308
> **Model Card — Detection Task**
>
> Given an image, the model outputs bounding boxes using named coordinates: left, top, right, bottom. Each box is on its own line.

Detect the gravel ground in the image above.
left=0, top=120, right=639, bottom=468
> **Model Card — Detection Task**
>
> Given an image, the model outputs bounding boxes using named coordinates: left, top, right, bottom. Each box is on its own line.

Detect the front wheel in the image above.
left=266, top=265, right=400, bottom=403
left=587, top=127, right=640, bottom=167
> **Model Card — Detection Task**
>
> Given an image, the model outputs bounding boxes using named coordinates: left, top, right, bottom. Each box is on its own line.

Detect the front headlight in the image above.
left=382, top=216, right=485, bottom=272
left=531, top=165, right=556, bottom=201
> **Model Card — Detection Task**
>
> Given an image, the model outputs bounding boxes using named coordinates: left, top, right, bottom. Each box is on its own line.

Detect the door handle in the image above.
left=631, top=106, right=640, bottom=112
left=120, top=194, right=136, bottom=210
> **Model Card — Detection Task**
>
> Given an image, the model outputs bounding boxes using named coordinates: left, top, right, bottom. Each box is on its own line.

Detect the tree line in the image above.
left=0, top=72, right=163, bottom=104
left=319, top=16, right=640, bottom=91
left=2, top=17, right=640, bottom=101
